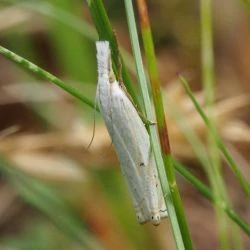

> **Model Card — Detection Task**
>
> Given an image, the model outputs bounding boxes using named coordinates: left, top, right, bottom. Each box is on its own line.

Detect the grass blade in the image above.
left=47, top=0, right=95, bottom=83
left=200, top=0, right=231, bottom=248
left=124, top=0, right=186, bottom=249
left=135, top=0, right=193, bottom=249
left=86, top=0, right=141, bottom=110
left=179, top=75, right=250, bottom=196
left=173, top=161, right=250, bottom=236
left=0, top=45, right=96, bottom=109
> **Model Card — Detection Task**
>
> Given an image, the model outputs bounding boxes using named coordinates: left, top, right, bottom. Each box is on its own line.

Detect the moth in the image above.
left=96, top=41, right=167, bottom=225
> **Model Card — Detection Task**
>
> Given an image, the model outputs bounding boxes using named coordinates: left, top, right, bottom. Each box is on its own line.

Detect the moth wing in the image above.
left=112, top=83, right=166, bottom=225
left=108, top=82, right=152, bottom=222
left=116, top=86, right=167, bottom=225
left=150, top=152, right=168, bottom=219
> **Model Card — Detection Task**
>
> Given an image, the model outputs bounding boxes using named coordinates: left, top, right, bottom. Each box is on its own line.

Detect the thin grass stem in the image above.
left=200, top=0, right=241, bottom=248
left=0, top=45, right=96, bottom=109
left=135, top=0, right=193, bottom=249
left=86, top=0, right=141, bottom=110
left=173, top=161, right=250, bottom=235
left=179, top=75, right=250, bottom=195
left=124, top=0, right=187, bottom=249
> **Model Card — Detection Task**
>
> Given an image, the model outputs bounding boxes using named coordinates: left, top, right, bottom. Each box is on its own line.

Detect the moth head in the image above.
left=137, top=214, right=146, bottom=224
left=151, top=214, right=161, bottom=226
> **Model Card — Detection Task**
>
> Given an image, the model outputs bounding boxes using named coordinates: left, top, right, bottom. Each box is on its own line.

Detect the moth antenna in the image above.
left=88, top=41, right=111, bottom=150
left=86, top=95, right=98, bottom=150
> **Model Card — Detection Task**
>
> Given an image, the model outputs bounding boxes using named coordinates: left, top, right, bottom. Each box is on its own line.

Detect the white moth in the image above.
left=96, top=41, right=167, bottom=225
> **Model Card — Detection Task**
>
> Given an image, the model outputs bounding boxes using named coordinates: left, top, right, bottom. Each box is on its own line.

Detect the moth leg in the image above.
left=138, top=112, right=156, bottom=127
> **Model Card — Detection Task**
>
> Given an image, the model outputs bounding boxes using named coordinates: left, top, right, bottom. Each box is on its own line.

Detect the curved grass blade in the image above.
left=174, top=161, right=250, bottom=236
left=0, top=45, right=96, bottom=110
left=179, top=75, right=250, bottom=196
left=3, top=0, right=136, bottom=74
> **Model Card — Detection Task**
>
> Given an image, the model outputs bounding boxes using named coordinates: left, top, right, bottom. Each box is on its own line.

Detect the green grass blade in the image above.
left=200, top=0, right=231, bottom=247
left=4, top=0, right=136, bottom=74
left=173, top=161, right=250, bottom=235
left=124, top=0, right=186, bottom=249
left=0, top=45, right=96, bottom=110
left=165, top=91, right=248, bottom=242
left=179, top=75, right=250, bottom=196
left=135, top=0, right=193, bottom=249
left=47, top=0, right=95, bottom=83
left=86, top=0, right=141, bottom=110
